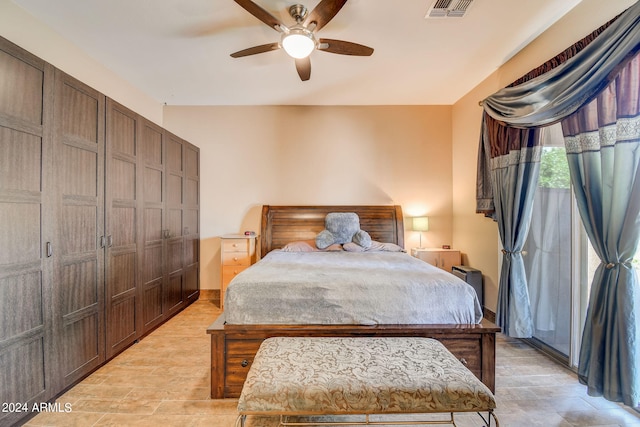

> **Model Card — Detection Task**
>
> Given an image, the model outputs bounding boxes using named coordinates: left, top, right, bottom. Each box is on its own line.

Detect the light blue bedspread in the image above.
left=224, top=251, right=483, bottom=325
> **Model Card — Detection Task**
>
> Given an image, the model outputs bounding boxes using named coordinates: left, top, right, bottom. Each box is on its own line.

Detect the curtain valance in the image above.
left=481, top=1, right=640, bottom=128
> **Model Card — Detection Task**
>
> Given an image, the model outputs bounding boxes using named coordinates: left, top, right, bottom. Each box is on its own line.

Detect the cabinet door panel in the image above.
left=62, top=313, right=100, bottom=380
left=60, top=260, right=98, bottom=316
left=184, top=264, right=199, bottom=303
left=165, top=133, right=185, bottom=313
left=105, top=99, right=139, bottom=358
left=144, top=168, right=163, bottom=203
left=183, top=143, right=199, bottom=302
left=0, top=202, right=41, bottom=264
left=60, top=144, right=98, bottom=197
left=167, top=208, right=183, bottom=238
left=168, top=136, right=183, bottom=172
left=0, top=38, right=53, bottom=427
left=167, top=273, right=184, bottom=313
left=0, top=338, right=46, bottom=404
left=0, top=127, right=42, bottom=192
left=168, top=239, right=184, bottom=276
left=140, top=120, right=166, bottom=332
left=142, top=123, right=163, bottom=165
left=0, top=48, right=44, bottom=126
left=108, top=297, right=136, bottom=347
left=144, top=208, right=163, bottom=242
left=185, top=178, right=198, bottom=206
left=54, top=74, right=105, bottom=387
left=0, top=271, right=43, bottom=340
left=143, top=281, right=163, bottom=327
left=109, top=109, right=136, bottom=157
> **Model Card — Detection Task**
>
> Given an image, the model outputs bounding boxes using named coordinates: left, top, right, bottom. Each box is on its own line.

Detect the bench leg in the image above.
left=476, top=410, right=500, bottom=427
left=277, top=412, right=460, bottom=426
left=489, top=410, right=500, bottom=427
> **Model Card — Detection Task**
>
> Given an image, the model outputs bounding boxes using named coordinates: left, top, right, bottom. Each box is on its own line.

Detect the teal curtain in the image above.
left=476, top=1, right=640, bottom=407
left=561, top=55, right=640, bottom=406
left=482, top=117, right=542, bottom=337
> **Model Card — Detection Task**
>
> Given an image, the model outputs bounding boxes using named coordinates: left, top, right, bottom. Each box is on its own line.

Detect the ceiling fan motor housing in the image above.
left=288, top=4, right=308, bottom=22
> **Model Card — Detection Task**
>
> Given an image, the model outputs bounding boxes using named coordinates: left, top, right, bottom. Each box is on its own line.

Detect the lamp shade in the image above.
left=412, top=216, right=429, bottom=232
left=281, top=28, right=316, bottom=59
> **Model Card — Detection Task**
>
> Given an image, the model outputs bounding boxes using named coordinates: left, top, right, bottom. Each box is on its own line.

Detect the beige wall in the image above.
left=451, top=0, right=636, bottom=312
left=164, top=105, right=454, bottom=290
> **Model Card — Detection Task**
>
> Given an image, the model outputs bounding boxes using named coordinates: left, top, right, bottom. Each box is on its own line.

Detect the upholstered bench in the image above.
left=236, top=336, right=499, bottom=427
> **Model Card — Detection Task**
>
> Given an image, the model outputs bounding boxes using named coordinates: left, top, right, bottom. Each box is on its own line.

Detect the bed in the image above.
left=207, top=205, right=500, bottom=399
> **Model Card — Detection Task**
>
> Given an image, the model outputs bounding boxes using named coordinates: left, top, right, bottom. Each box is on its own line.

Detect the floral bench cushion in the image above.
left=237, top=337, right=496, bottom=415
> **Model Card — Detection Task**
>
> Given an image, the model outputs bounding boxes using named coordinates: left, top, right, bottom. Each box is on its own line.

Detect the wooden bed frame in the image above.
left=207, top=205, right=500, bottom=399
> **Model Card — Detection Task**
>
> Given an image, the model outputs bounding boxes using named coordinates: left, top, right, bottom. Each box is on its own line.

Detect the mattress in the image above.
left=224, top=250, right=483, bottom=325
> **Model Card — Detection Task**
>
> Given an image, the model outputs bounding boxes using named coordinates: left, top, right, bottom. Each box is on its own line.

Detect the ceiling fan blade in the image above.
left=233, top=0, right=286, bottom=32
left=230, top=43, right=280, bottom=58
left=318, top=39, right=374, bottom=56
left=295, top=57, right=311, bottom=81
left=304, top=0, right=347, bottom=32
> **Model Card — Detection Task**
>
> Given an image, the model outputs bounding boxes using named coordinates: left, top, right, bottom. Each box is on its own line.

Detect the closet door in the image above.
left=184, top=142, right=200, bottom=303
left=165, top=132, right=185, bottom=315
left=52, top=70, right=106, bottom=385
left=105, top=99, right=140, bottom=359
left=0, top=39, right=56, bottom=426
left=140, top=119, right=166, bottom=332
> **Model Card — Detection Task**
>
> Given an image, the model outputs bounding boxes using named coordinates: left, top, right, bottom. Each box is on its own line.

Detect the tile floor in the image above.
left=24, top=298, right=640, bottom=427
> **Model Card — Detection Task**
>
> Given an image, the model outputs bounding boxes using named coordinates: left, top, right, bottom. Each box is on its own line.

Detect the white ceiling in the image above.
left=12, top=0, right=585, bottom=106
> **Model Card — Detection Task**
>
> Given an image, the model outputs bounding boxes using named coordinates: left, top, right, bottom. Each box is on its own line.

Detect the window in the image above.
left=523, top=125, right=591, bottom=367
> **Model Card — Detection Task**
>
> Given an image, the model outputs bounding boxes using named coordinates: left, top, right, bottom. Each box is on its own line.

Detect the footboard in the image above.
left=207, top=314, right=500, bottom=399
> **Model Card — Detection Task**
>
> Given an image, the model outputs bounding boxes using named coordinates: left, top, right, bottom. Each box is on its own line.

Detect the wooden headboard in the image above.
left=260, top=205, right=404, bottom=254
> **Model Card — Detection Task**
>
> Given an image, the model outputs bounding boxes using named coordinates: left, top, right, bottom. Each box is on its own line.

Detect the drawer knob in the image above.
left=233, top=257, right=238, bottom=261
left=241, top=359, right=249, bottom=367
left=232, top=243, right=238, bottom=247
left=459, top=357, right=468, bottom=366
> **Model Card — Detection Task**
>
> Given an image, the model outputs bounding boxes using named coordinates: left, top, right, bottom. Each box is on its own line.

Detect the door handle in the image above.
left=46, top=242, right=53, bottom=258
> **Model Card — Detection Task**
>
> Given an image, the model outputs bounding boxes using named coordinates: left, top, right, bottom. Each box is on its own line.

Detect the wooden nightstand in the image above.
left=411, top=248, right=461, bottom=272
left=220, top=234, right=258, bottom=308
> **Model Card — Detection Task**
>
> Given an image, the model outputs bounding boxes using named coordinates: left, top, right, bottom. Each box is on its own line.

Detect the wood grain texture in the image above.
left=260, top=205, right=405, bottom=254
left=105, top=99, right=140, bottom=359
left=140, top=119, right=167, bottom=332
left=0, top=36, right=53, bottom=427
left=183, top=142, right=200, bottom=304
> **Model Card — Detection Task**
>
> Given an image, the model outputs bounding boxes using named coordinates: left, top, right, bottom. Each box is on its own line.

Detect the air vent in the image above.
left=426, top=0, right=474, bottom=18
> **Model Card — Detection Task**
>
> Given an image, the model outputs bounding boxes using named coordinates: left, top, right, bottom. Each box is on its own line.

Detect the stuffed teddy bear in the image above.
left=315, top=212, right=372, bottom=250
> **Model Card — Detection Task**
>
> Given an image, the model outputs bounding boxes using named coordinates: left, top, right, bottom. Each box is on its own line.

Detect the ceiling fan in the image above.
left=230, top=0, right=374, bottom=81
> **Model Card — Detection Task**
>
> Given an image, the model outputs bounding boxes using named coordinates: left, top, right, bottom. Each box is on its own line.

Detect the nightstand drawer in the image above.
left=222, top=239, right=251, bottom=253
left=222, top=252, right=251, bottom=266
left=222, top=266, right=249, bottom=285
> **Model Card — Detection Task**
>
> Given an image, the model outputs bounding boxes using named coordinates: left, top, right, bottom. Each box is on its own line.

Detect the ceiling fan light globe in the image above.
left=282, top=31, right=315, bottom=59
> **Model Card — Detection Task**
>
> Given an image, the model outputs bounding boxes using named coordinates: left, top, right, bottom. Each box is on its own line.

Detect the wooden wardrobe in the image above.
left=0, top=36, right=200, bottom=426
